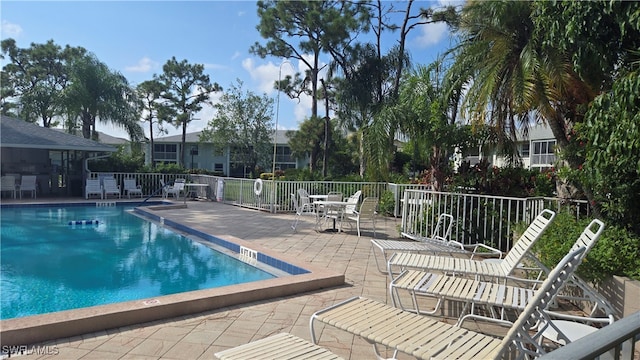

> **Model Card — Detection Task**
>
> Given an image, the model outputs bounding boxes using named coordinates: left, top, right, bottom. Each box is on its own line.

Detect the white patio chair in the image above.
left=291, top=193, right=317, bottom=232
left=386, top=209, right=556, bottom=280
left=165, top=178, right=186, bottom=199
left=85, top=179, right=103, bottom=199
left=18, top=175, right=37, bottom=199
left=343, top=196, right=378, bottom=237
left=309, top=247, right=589, bottom=360
left=123, top=179, right=143, bottom=198
left=1, top=175, right=17, bottom=199
left=342, top=190, right=362, bottom=217
left=103, top=178, right=121, bottom=199
left=296, top=188, right=314, bottom=214
left=371, top=213, right=502, bottom=273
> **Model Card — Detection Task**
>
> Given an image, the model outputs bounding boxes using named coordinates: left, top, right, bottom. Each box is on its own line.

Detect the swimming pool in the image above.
left=0, top=204, right=276, bottom=320
left=0, top=201, right=343, bottom=347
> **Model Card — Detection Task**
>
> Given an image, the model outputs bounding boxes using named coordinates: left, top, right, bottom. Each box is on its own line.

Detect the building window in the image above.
left=521, top=143, right=530, bottom=157
left=214, top=163, right=223, bottom=172
left=531, top=140, right=555, bottom=166
left=153, top=144, right=177, bottom=162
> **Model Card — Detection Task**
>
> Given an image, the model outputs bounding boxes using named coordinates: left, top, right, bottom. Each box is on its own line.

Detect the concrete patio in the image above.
left=3, top=200, right=515, bottom=359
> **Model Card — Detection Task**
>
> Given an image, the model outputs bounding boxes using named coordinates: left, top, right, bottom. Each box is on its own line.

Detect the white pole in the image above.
left=271, top=59, right=291, bottom=213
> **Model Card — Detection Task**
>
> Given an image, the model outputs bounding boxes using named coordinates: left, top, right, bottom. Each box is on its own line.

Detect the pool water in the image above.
left=0, top=205, right=275, bottom=320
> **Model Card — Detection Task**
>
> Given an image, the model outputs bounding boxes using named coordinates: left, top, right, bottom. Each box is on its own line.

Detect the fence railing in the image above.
left=537, top=311, right=640, bottom=360
left=400, top=189, right=592, bottom=251
left=90, top=173, right=591, bottom=249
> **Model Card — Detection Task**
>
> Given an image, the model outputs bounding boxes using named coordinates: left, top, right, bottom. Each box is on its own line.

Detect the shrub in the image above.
left=377, top=191, right=395, bottom=217
left=533, top=211, right=640, bottom=283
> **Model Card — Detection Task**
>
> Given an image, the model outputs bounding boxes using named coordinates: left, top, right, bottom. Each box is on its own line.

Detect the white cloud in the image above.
left=124, top=57, right=159, bottom=73
left=203, top=63, right=228, bottom=71
left=414, top=21, right=448, bottom=48
left=231, top=51, right=242, bottom=60
left=1, top=20, right=23, bottom=38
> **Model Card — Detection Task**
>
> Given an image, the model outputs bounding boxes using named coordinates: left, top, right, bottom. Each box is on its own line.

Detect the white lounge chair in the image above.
left=215, top=332, right=344, bottom=360
left=390, top=219, right=614, bottom=329
left=18, top=175, right=37, bottom=199
left=309, top=246, right=589, bottom=359
left=85, top=179, right=103, bottom=199
left=386, top=209, right=556, bottom=280
left=1, top=175, right=17, bottom=199
left=371, top=213, right=503, bottom=273
left=103, top=178, right=121, bottom=199
left=123, top=179, right=143, bottom=198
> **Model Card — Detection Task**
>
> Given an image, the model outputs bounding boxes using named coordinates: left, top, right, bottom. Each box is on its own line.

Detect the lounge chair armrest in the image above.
left=545, top=310, right=615, bottom=325
left=462, top=243, right=503, bottom=258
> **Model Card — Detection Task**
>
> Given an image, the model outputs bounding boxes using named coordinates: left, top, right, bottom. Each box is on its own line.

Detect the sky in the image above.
left=1, top=0, right=458, bottom=140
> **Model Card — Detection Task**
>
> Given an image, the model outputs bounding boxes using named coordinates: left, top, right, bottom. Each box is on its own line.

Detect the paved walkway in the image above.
left=8, top=200, right=504, bottom=360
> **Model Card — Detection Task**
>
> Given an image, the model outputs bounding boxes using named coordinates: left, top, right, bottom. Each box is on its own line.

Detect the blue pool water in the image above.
left=0, top=204, right=275, bottom=320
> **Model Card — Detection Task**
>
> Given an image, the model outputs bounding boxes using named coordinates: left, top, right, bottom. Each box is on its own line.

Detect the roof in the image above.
left=1, top=115, right=116, bottom=152
left=154, top=129, right=293, bottom=144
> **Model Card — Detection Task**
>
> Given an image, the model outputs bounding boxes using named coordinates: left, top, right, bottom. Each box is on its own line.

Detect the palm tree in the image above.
left=443, top=0, right=595, bottom=200
left=64, top=54, right=143, bottom=141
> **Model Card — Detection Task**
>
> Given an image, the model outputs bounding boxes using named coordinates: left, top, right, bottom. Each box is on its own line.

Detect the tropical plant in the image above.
left=63, top=53, right=143, bottom=141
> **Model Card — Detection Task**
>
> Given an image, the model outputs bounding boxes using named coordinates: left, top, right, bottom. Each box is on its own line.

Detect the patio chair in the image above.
left=1, top=175, right=17, bottom=199
left=371, top=213, right=503, bottom=273
left=165, top=178, right=186, bottom=199
left=342, top=190, right=361, bottom=217
left=386, top=208, right=556, bottom=280
left=85, top=179, right=103, bottom=199
left=18, top=175, right=37, bottom=199
left=291, top=193, right=317, bottom=231
left=123, top=178, right=143, bottom=198
left=102, top=178, right=121, bottom=199
left=390, top=219, right=614, bottom=330
left=309, top=246, right=589, bottom=360
left=343, top=196, right=378, bottom=237
left=296, top=188, right=314, bottom=214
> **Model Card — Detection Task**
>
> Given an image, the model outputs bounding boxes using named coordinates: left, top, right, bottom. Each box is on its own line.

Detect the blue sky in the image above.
left=1, top=1, right=458, bottom=139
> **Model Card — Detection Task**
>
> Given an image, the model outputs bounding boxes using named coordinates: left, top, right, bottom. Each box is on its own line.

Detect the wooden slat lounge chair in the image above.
left=310, top=247, right=588, bottom=359
left=386, top=209, right=556, bottom=280
left=390, top=219, right=613, bottom=329
left=371, top=213, right=503, bottom=273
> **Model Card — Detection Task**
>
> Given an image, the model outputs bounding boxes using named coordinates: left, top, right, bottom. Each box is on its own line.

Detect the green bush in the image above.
left=377, top=190, right=395, bottom=217
left=533, top=211, right=640, bottom=283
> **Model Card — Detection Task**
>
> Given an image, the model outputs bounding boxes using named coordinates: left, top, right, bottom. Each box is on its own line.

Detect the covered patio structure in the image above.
left=0, top=115, right=116, bottom=197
